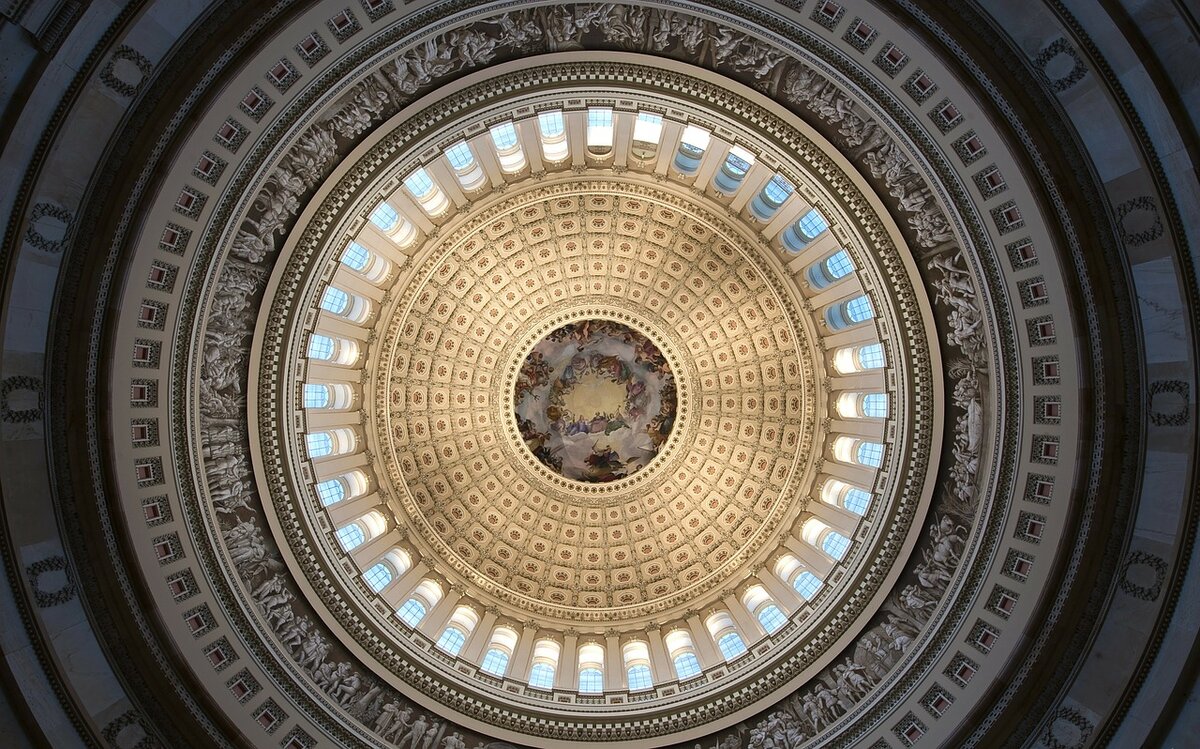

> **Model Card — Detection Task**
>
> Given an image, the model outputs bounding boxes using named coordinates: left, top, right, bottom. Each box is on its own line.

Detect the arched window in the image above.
left=822, top=531, right=852, bottom=560
left=856, top=441, right=884, bottom=467
left=834, top=343, right=886, bottom=374
left=363, top=562, right=393, bottom=592
left=370, top=203, right=398, bottom=231
left=742, top=585, right=785, bottom=635
left=436, top=605, right=479, bottom=656
left=857, top=343, right=885, bottom=369
left=306, top=428, right=356, bottom=459
left=444, top=141, right=486, bottom=190
left=577, top=643, right=605, bottom=693
left=718, top=632, right=747, bottom=660
left=315, top=478, right=345, bottom=506
left=826, top=294, right=875, bottom=330
left=578, top=668, right=603, bottom=694
left=836, top=391, right=889, bottom=420
left=713, top=145, right=755, bottom=193
left=341, top=241, right=370, bottom=271
left=621, top=641, right=653, bottom=691
left=821, top=479, right=873, bottom=516
left=403, top=167, right=448, bottom=216
left=336, top=522, right=365, bottom=551
left=757, top=604, right=787, bottom=633
left=809, top=249, right=855, bottom=288
left=445, top=141, right=475, bottom=170
left=798, top=208, right=829, bottom=239
left=308, top=334, right=335, bottom=360
left=436, top=627, right=467, bottom=656
left=825, top=249, right=854, bottom=278
left=398, top=580, right=442, bottom=627
left=664, top=630, right=702, bottom=680
left=673, top=652, right=702, bottom=679
left=537, top=110, right=568, bottom=162
left=847, top=295, right=874, bottom=322
left=404, top=168, right=434, bottom=197
left=862, top=393, right=888, bottom=418
left=793, top=571, right=823, bottom=600
left=529, top=662, right=555, bottom=690
left=833, top=436, right=884, bottom=468
left=844, top=488, right=872, bottom=514
left=306, top=432, right=333, bottom=458
left=491, top=122, right=519, bottom=150
left=586, top=108, right=614, bottom=156
left=762, top=174, right=794, bottom=205
left=704, top=611, right=747, bottom=661
left=627, top=664, right=652, bottom=691
left=538, top=110, right=564, bottom=137
left=782, top=208, right=830, bottom=251
left=631, top=112, right=663, bottom=160
left=320, top=287, right=350, bottom=315
left=489, top=122, right=525, bottom=172
left=397, top=598, right=426, bottom=627
left=363, top=549, right=409, bottom=592
left=528, top=639, right=560, bottom=690
left=479, top=627, right=518, bottom=677
left=750, top=173, right=794, bottom=220
left=674, top=125, right=710, bottom=173
left=480, top=648, right=509, bottom=676
left=303, top=384, right=330, bottom=408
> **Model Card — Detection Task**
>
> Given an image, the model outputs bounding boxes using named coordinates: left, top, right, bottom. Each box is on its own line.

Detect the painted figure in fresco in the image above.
left=513, top=320, right=677, bottom=482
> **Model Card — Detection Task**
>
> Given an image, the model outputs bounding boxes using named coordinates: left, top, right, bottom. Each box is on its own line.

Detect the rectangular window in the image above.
left=1025, top=516, right=1045, bottom=540
left=998, top=591, right=1017, bottom=613
left=143, top=500, right=162, bottom=522
left=242, top=90, right=264, bottom=111
left=169, top=576, right=191, bottom=600
left=931, top=694, right=951, bottom=716
left=207, top=647, right=228, bottom=668
left=586, top=108, right=614, bottom=150
left=147, top=264, right=169, bottom=287
left=269, top=62, right=291, bottom=84
left=154, top=539, right=175, bottom=561
left=956, top=661, right=976, bottom=683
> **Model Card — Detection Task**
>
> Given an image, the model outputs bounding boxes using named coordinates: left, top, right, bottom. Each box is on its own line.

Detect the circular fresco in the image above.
left=514, top=319, right=677, bottom=482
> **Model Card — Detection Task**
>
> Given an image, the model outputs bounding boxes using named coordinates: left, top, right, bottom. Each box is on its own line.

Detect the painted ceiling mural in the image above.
left=515, top=320, right=677, bottom=483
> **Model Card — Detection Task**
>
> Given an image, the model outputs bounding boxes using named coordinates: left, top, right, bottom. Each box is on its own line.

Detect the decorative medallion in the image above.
left=514, top=319, right=676, bottom=482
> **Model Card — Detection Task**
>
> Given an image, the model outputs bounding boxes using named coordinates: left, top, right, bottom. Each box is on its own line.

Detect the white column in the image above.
left=461, top=610, right=499, bottom=662
left=418, top=590, right=464, bottom=639
left=516, top=115, right=545, bottom=173
left=729, top=162, right=773, bottom=212
left=723, top=593, right=765, bottom=641
left=646, top=628, right=672, bottom=684
left=757, top=569, right=805, bottom=614
left=554, top=632, right=579, bottom=690
left=604, top=632, right=623, bottom=691
left=654, top=119, right=684, bottom=176
left=566, top=110, right=587, bottom=167
left=612, top=110, right=635, bottom=169
left=686, top=613, right=721, bottom=668
left=381, top=561, right=431, bottom=607
left=508, top=624, right=538, bottom=682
